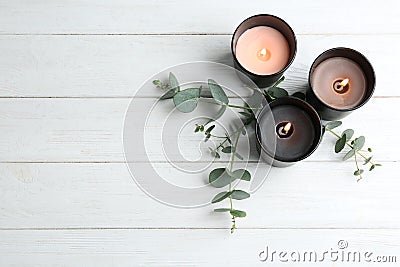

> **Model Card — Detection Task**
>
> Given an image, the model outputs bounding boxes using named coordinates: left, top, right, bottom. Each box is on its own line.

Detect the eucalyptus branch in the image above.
left=198, top=122, right=250, bottom=233
left=324, top=121, right=381, bottom=181
left=155, top=72, right=253, bottom=233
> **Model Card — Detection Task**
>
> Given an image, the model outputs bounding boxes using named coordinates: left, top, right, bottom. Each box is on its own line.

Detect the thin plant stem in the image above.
left=226, top=104, right=261, bottom=111
left=228, top=125, right=245, bottom=233
left=198, top=98, right=261, bottom=111
left=354, top=152, right=362, bottom=181
left=209, top=134, right=227, bottom=139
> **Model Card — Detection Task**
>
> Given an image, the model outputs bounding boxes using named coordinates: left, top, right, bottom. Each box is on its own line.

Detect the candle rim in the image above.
left=231, top=14, right=297, bottom=77
left=255, top=96, right=322, bottom=163
left=308, top=47, right=376, bottom=112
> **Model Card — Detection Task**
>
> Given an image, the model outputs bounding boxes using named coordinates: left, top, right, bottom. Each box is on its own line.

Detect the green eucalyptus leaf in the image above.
left=205, top=125, right=215, bottom=134
left=353, top=136, right=365, bottom=150
left=230, top=209, right=246, bottom=218
left=342, top=129, right=354, bottom=140
left=267, top=87, right=288, bottom=99
left=204, top=133, right=211, bottom=142
left=292, top=92, right=306, bottom=100
left=211, top=191, right=232, bottom=204
left=243, top=117, right=255, bottom=125
left=335, top=135, right=346, bottom=153
left=234, top=152, right=244, bottom=160
left=325, top=121, right=342, bottom=130
left=363, top=156, right=372, bottom=165
left=263, top=90, right=274, bottom=103
left=173, top=88, right=200, bottom=113
left=160, top=88, right=177, bottom=100
left=246, top=90, right=264, bottom=111
left=232, top=169, right=251, bottom=181
left=214, top=208, right=231, bottom=212
left=169, top=72, right=180, bottom=92
left=368, top=148, right=372, bottom=152
left=343, top=149, right=356, bottom=161
left=209, top=148, right=220, bottom=159
left=209, top=168, right=231, bottom=188
left=231, top=190, right=250, bottom=200
left=208, top=79, right=229, bottom=105
left=239, top=111, right=254, bottom=118
left=375, top=163, right=382, bottom=166
left=354, top=169, right=364, bottom=176
left=221, top=146, right=233, bottom=153
left=369, top=165, right=375, bottom=171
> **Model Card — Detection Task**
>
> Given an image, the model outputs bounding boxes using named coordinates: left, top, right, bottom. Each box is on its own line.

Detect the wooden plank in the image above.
left=0, top=229, right=399, bottom=266
left=0, top=35, right=397, bottom=97
left=0, top=162, right=398, bottom=229
left=0, top=0, right=399, bottom=34
left=0, top=98, right=396, bottom=162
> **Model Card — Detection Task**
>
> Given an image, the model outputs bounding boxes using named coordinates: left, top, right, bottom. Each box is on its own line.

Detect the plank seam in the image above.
left=0, top=96, right=398, bottom=99
left=0, top=227, right=399, bottom=231
left=0, top=160, right=397, bottom=164
left=0, top=33, right=399, bottom=36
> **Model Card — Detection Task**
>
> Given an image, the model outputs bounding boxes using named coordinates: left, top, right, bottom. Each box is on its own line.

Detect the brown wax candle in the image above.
left=311, top=57, right=367, bottom=109
left=307, top=47, right=375, bottom=120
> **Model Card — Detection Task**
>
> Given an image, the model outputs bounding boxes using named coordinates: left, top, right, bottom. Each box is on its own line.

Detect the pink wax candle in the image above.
left=235, top=26, right=290, bottom=75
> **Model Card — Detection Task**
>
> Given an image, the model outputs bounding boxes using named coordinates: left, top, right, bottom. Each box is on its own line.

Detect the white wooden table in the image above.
left=1, top=1, right=400, bottom=266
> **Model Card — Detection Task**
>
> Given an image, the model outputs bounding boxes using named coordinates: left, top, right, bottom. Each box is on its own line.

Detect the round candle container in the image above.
left=255, top=97, right=322, bottom=167
left=307, top=47, right=375, bottom=120
left=231, top=14, right=297, bottom=88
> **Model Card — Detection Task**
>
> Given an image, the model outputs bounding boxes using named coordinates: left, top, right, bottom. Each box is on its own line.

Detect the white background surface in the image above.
left=0, top=1, right=400, bottom=266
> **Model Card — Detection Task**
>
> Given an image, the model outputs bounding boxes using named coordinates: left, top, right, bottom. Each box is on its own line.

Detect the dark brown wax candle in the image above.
left=256, top=97, right=322, bottom=167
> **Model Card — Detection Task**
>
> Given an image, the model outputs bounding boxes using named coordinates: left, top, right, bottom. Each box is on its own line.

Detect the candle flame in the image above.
left=283, top=122, right=292, bottom=133
left=339, top=78, right=349, bottom=87
left=260, top=48, right=267, bottom=57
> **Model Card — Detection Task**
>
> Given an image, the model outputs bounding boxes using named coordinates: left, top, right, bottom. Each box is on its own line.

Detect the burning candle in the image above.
left=307, top=48, right=375, bottom=120
left=235, top=26, right=290, bottom=75
left=276, top=122, right=293, bottom=138
left=256, top=97, right=322, bottom=167
left=231, top=14, right=297, bottom=88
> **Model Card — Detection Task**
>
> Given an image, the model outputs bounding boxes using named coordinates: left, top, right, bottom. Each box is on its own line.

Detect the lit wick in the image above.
left=257, top=48, right=271, bottom=62
left=333, top=78, right=350, bottom=94
left=276, top=121, right=293, bottom=138
left=340, top=78, right=349, bottom=87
